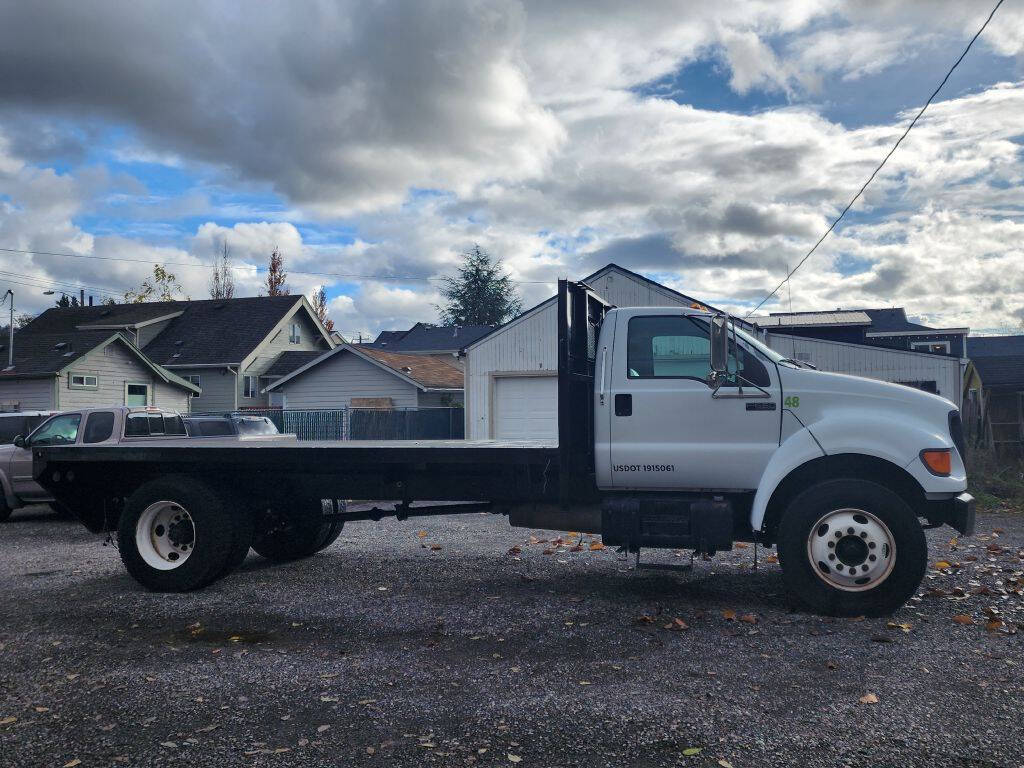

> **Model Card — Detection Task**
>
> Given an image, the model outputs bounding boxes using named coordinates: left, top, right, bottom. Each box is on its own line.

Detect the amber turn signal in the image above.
left=920, top=449, right=952, bottom=476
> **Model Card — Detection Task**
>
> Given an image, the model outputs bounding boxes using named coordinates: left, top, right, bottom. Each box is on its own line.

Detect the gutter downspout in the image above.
left=227, top=366, right=239, bottom=410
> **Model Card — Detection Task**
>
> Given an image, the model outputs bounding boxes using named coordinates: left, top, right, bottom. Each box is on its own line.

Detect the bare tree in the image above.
left=124, top=265, right=186, bottom=303
left=209, top=239, right=236, bottom=299
left=311, top=285, right=334, bottom=333
left=266, top=247, right=289, bottom=296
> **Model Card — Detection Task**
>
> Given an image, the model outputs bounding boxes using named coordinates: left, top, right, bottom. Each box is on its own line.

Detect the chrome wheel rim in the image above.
left=806, top=508, right=895, bottom=592
left=136, top=501, right=194, bottom=570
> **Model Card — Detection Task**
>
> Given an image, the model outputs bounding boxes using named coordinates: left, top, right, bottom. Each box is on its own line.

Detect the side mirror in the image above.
left=709, top=314, right=730, bottom=383
left=13, top=435, right=25, bottom=448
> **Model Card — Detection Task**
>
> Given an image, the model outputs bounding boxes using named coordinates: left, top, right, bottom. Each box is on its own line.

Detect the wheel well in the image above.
left=760, top=454, right=926, bottom=543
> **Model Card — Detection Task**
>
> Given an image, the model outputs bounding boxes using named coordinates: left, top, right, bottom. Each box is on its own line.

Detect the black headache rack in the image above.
left=557, top=279, right=611, bottom=506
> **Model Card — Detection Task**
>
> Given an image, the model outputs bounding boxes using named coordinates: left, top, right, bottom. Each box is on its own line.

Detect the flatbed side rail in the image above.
left=557, top=279, right=612, bottom=506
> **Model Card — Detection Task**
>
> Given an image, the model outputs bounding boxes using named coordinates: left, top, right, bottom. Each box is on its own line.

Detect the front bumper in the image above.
left=924, top=492, right=976, bottom=536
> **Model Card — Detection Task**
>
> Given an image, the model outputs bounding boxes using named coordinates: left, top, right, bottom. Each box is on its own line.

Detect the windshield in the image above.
left=233, top=417, right=279, bottom=435
left=730, top=323, right=788, bottom=365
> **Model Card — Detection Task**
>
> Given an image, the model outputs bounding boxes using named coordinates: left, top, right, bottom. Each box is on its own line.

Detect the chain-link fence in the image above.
left=192, top=407, right=464, bottom=441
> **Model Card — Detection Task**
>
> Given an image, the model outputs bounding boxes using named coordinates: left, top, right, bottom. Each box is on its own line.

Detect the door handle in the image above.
left=598, top=347, right=608, bottom=405
left=614, top=393, right=632, bottom=417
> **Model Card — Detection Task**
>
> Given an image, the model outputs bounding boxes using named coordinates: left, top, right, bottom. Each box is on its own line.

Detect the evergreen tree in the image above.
left=437, top=246, right=521, bottom=326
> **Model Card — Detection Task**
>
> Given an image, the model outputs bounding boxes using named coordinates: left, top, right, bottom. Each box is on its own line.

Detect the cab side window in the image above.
left=627, top=316, right=711, bottom=379
left=83, top=411, right=115, bottom=444
left=627, top=315, right=770, bottom=387
left=29, top=414, right=82, bottom=446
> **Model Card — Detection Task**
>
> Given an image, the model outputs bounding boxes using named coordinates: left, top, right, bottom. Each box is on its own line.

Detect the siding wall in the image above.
left=58, top=341, right=193, bottom=410
left=465, top=268, right=693, bottom=439
left=765, top=333, right=963, bottom=406
left=275, top=351, right=419, bottom=409
left=175, top=366, right=237, bottom=413
left=241, top=309, right=329, bottom=407
left=0, top=378, right=54, bottom=411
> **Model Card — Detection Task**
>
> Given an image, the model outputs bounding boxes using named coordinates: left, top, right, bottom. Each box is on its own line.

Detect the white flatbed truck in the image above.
left=32, top=281, right=974, bottom=615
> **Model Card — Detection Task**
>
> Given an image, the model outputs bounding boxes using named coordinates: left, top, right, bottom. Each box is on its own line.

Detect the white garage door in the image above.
left=493, top=376, right=558, bottom=439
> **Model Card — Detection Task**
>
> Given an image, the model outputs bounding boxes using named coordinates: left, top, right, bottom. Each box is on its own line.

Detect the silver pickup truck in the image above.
left=0, top=406, right=189, bottom=521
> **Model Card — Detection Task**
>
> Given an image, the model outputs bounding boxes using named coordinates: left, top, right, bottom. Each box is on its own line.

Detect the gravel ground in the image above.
left=1, top=504, right=1023, bottom=768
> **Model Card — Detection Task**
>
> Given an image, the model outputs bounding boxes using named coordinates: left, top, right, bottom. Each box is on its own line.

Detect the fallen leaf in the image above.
left=634, top=615, right=654, bottom=624
left=985, top=618, right=1004, bottom=632
left=952, top=614, right=975, bottom=625
left=34, top=707, right=50, bottom=713
left=507, top=546, right=522, bottom=556
left=507, top=754, right=522, bottom=763
left=718, top=761, right=734, bottom=768
left=366, top=746, right=376, bottom=755
left=887, top=621, right=912, bottom=633
left=417, top=531, right=427, bottom=538
left=721, top=609, right=736, bottom=621
left=673, top=617, right=689, bottom=630
left=739, top=614, right=757, bottom=624
left=0, top=717, right=16, bottom=726
left=589, top=541, right=605, bottom=551
left=63, top=761, right=82, bottom=768
left=934, top=561, right=952, bottom=570
left=858, top=693, right=879, bottom=705
left=317, top=725, right=331, bottom=733
left=735, top=542, right=749, bottom=549
left=160, top=741, right=178, bottom=748
left=682, top=747, right=703, bottom=756
left=763, top=554, right=779, bottom=564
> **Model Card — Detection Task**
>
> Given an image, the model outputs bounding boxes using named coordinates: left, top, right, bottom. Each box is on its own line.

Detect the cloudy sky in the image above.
left=0, top=0, right=1022, bottom=337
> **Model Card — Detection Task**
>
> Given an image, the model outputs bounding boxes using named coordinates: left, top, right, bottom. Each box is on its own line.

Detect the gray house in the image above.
left=363, top=323, right=494, bottom=355
left=263, top=344, right=464, bottom=410
left=0, top=330, right=199, bottom=411
left=17, top=295, right=335, bottom=412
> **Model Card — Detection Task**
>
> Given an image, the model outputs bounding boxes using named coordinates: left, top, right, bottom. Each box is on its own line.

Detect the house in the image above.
left=0, top=330, right=199, bottom=411
left=262, top=344, right=464, bottom=410
left=19, top=295, right=335, bottom=412
left=965, top=335, right=1024, bottom=453
left=752, top=308, right=968, bottom=357
left=464, top=263, right=711, bottom=440
left=364, top=323, right=494, bottom=356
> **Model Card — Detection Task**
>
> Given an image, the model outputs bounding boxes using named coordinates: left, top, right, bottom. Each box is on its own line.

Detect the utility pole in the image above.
left=4, top=290, right=13, bottom=370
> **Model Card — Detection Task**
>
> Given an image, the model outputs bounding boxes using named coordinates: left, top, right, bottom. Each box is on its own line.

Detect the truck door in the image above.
left=607, top=312, right=781, bottom=490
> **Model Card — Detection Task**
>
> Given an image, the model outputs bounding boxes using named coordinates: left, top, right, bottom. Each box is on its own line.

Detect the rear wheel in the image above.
left=252, top=502, right=341, bottom=562
left=776, top=479, right=927, bottom=617
left=118, top=477, right=238, bottom=592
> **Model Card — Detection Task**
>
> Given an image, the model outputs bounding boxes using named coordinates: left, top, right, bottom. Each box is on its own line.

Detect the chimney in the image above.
left=88, top=295, right=93, bottom=306
left=80, top=289, right=85, bottom=306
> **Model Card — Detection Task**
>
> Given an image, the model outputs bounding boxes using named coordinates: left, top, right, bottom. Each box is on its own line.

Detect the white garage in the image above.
left=492, top=375, right=558, bottom=439
left=464, top=263, right=708, bottom=440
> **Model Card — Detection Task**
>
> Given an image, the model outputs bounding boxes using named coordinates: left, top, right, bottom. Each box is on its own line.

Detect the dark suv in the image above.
left=184, top=414, right=281, bottom=438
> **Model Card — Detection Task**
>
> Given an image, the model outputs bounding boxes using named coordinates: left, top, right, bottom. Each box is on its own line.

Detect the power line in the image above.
left=0, top=246, right=557, bottom=286
left=744, top=0, right=1005, bottom=319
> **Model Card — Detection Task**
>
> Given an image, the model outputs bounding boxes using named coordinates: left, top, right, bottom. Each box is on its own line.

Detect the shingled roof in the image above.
left=264, top=344, right=464, bottom=393
left=0, top=331, right=198, bottom=392
left=23, top=295, right=323, bottom=367
left=365, top=323, right=494, bottom=352
left=356, top=348, right=464, bottom=389
left=263, top=350, right=325, bottom=377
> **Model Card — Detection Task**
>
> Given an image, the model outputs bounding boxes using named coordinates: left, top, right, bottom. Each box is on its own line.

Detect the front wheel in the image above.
left=118, top=478, right=239, bottom=592
left=776, top=479, right=927, bottom=617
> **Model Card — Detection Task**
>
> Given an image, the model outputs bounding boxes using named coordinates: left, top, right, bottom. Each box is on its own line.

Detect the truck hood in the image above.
left=778, top=365, right=956, bottom=432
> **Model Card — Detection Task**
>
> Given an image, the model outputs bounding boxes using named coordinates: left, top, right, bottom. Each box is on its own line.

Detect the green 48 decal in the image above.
left=784, top=396, right=800, bottom=408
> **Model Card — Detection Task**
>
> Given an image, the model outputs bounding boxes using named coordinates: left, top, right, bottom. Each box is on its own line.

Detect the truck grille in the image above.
left=948, top=409, right=966, bottom=461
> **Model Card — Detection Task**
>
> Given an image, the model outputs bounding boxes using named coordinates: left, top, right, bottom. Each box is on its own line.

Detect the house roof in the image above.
left=23, top=295, right=329, bottom=367
left=141, top=296, right=312, bottom=366
left=754, top=310, right=872, bottom=328
left=971, top=355, right=1024, bottom=389
left=263, top=350, right=325, bottom=377
left=364, top=322, right=495, bottom=352
left=358, top=348, right=464, bottom=388
left=264, top=344, right=464, bottom=393
left=0, top=330, right=199, bottom=392
left=968, top=335, right=1024, bottom=357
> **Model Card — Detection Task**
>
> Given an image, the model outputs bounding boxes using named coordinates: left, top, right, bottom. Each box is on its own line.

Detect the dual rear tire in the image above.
left=118, top=479, right=341, bottom=592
